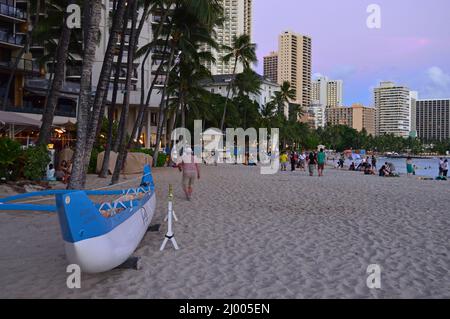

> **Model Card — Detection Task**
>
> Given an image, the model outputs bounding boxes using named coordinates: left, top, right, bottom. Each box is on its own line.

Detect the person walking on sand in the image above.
left=290, top=151, right=297, bottom=172
left=308, top=151, right=317, bottom=176
left=439, top=158, right=445, bottom=177
left=178, top=148, right=200, bottom=201
left=371, top=155, right=377, bottom=170
left=317, top=148, right=326, bottom=177
left=406, top=157, right=414, bottom=176
left=443, top=159, right=449, bottom=178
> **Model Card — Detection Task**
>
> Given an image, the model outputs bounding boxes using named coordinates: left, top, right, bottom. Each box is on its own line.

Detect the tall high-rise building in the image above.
left=209, top=0, right=253, bottom=75
left=311, top=76, right=327, bottom=106
left=327, top=80, right=343, bottom=108
left=374, top=81, right=414, bottom=137
left=326, top=104, right=376, bottom=136
left=311, top=76, right=343, bottom=108
left=263, top=52, right=278, bottom=83
left=307, top=102, right=326, bottom=129
left=277, top=31, right=312, bottom=108
left=416, top=99, right=450, bottom=142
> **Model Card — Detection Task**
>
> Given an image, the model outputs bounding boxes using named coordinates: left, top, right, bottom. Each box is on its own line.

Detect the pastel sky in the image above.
left=253, top=0, right=450, bottom=105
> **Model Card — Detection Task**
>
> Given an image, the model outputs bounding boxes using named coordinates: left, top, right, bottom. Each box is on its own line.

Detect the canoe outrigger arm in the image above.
left=0, top=165, right=157, bottom=274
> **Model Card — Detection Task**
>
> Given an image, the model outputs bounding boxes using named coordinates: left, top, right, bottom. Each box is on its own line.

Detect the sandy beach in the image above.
left=0, top=165, right=449, bottom=299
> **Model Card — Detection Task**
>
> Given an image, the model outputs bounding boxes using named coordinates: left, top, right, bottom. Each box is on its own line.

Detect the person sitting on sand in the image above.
left=364, top=164, right=376, bottom=175
left=46, top=164, right=56, bottom=181
left=379, top=165, right=390, bottom=177
left=60, top=160, right=72, bottom=184
left=178, top=148, right=200, bottom=201
left=349, top=162, right=356, bottom=171
left=385, top=162, right=396, bottom=175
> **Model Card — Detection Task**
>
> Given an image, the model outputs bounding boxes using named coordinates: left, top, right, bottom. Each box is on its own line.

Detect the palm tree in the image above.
left=128, top=0, right=173, bottom=150
left=152, top=0, right=222, bottom=165
left=68, top=0, right=102, bottom=190
left=273, top=81, right=296, bottom=115
left=233, top=69, right=262, bottom=129
left=111, top=0, right=140, bottom=185
left=81, top=0, right=129, bottom=185
left=37, top=0, right=78, bottom=146
left=99, top=5, right=131, bottom=178
left=220, top=34, right=257, bottom=131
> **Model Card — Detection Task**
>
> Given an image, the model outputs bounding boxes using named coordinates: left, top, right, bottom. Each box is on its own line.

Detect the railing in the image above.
left=5, top=105, right=77, bottom=118
left=66, top=66, right=82, bottom=77
left=0, top=29, right=25, bottom=46
left=0, top=3, right=27, bottom=20
left=0, top=57, right=40, bottom=74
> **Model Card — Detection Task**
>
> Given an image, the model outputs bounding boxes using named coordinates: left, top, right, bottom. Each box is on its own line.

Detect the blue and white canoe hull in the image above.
left=0, top=165, right=157, bottom=274
left=63, top=193, right=156, bottom=274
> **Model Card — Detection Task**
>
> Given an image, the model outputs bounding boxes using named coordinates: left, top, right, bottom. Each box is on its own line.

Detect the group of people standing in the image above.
left=280, top=149, right=327, bottom=177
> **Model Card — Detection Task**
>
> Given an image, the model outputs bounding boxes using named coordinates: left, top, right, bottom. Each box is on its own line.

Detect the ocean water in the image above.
left=377, top=158, right=444, bottom=178
left=336, top=157, right=445, bottom=178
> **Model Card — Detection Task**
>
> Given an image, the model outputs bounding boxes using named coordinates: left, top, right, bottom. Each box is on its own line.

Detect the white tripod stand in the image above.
left=160, top=185, right=179, bottom=251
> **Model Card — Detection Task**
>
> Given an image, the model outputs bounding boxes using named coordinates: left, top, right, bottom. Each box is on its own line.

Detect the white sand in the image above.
left=0, top=166, right=449, bottom=299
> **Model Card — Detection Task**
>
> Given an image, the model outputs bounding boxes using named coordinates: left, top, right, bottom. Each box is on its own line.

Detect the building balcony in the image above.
left=0, top=30, right=25, bottom=48
left=0, top=2, right=27, bottom=22
left=5, top=105, right=76, bottom=119
left=0, top=57, right=41, bottom=75
left=65, top=65, right=82, bottom=79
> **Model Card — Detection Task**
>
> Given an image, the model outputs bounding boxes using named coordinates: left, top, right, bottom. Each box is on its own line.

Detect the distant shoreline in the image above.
left=384, top=155, right=449, bottom=160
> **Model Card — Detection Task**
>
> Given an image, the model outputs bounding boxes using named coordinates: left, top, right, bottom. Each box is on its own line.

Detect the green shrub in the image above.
left=88, top=146, right=104, bottom=174
left=0, top=138, right=23, bottom=181
left=23, top=146, right=50, bottom=181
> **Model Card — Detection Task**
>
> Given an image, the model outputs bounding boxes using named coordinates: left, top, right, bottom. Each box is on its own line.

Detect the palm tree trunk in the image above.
left=111, top=0, right=139, bottom=185
left=37, top=9, right=73, bottom=146
left=153, top=46, right=177, bottom=166
left=114, top=2, right=152, bottom=167
left=68, top=0, right=102, bottom=190
left=127, top=7, right=170, bottom=150
left=167, top=109, right=178, bottom=148
left=181, top=91, right=186, bottom=129
left=99, top=9, right=130, bottom=178
left=134, top=27, right=173, bottom=149
left=80, top=0, right=127, bottom=184
left=220, top=58, right=238, bottom=131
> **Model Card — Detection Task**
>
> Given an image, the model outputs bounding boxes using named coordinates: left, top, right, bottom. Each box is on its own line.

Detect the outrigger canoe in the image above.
left=0, top=165, right=156, bottom=274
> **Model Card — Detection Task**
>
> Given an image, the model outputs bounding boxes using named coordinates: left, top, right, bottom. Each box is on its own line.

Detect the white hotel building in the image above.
left=374, top=81, right=417, bottom=138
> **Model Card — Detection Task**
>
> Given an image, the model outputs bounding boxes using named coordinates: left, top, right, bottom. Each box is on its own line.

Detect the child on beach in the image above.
left=280, top=152, right=288, bottom=171
left=178, top=148, right=200, bottom=201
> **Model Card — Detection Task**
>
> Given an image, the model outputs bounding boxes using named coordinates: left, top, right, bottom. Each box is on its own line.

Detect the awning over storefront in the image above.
left=0, top=110, right=41, bottom=127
